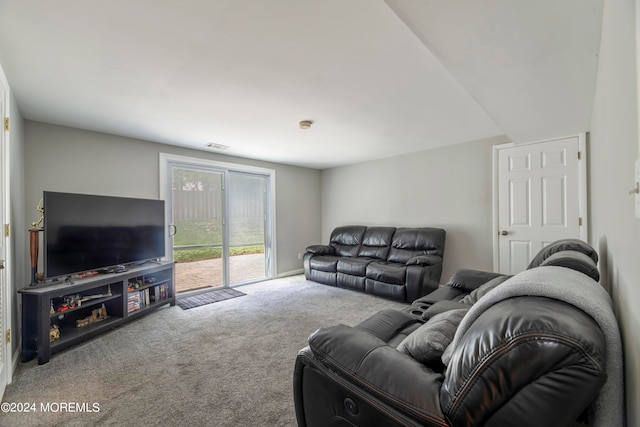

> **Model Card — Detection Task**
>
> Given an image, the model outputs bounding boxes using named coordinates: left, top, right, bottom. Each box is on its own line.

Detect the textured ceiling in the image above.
left=0, top=0, right=603, bottom=169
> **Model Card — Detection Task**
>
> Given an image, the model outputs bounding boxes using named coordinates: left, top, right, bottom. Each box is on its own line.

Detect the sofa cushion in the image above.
left=358, top=227, right=396, bottom=259
left=337, top=273, right=366, bottom=291
left=387, top=228, right=445, bottom=264
left=355, top=309, right=419, bottom=342
left=364, top=279, right=406, bottom=301
left=537, top=250, right=600, bottom=282
left=527, top=238, right=598, bottom=269
left=329, top=225, right=367, bottom=257
left=307, top=269, right=337, bottom=286
left=366, top=261, right=406, bottom=285
left=309, top=255, right=341, bottom=273
left=337, top=257, right=374, bottom=276
left=397, top=308, right=468, bottom=365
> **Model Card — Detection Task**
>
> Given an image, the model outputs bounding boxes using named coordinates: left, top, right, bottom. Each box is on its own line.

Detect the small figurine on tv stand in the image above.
left=49, top=324, right=60, bottom=342
left=76, top=304, right=108, bottom=328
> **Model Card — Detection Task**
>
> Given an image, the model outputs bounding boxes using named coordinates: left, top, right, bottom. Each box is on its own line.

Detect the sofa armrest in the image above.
left=446, top=268, right=507, bottom=292
left=422, top=300, right=470, bottom=320
left=305, top=244, right=335, bottom=255
left=308, top=325, right=447, bottom=425
left=412, top=286, right=466, bottom=305
left=406, top=255, right=441, bottom=266
left=355, top=309, right=419, bottom=342
left=441, top=297, right=607, bottom=427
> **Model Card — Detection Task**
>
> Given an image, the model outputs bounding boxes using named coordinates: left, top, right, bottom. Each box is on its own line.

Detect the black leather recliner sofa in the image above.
left=303, top=225, right=446, bottom=302
left=404, top=238, right=601, bottom=319
left=294, top=240, right=623, bottom=427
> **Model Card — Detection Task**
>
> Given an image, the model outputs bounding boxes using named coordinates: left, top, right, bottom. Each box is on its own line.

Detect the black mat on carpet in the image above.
left=177, top=288, right=246, bottom=310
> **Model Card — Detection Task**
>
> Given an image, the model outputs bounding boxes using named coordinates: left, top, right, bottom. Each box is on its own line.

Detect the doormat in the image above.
left=176, top=288, right=246, bottom=310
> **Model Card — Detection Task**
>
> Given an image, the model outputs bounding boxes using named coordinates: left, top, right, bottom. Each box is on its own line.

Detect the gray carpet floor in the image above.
left=1, top=275, right=406, bottom=427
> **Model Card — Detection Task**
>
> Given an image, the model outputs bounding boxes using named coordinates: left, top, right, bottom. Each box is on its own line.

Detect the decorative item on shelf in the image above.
left=29, top=199, right=44, bottom=286
left=72, top=271, right=99, bottom=280
left=49, top=324, right=60, bottom=342
left=58, top=287, right=113, bottom=311
left=56, top=295, right=78, bottom=312
left=76, top=304, right=108, bottom=328
left=128, top=279, right=142, bottom=291
left=50, top=301, right=55, bottom=315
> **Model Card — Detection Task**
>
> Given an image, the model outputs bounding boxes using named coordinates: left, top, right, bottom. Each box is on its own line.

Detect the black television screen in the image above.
left=44, top=191, right=166, bottom=280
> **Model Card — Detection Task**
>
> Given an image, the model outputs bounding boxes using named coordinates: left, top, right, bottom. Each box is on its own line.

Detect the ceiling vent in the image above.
left=205, top=142, right=230, bottom=150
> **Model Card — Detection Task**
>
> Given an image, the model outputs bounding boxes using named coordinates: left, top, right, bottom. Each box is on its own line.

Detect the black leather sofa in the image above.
left=303, top=226, right=446, bottom=302
left=294, top=240, right=623, bottom=427
left=404, top=238, right=601, bottom=319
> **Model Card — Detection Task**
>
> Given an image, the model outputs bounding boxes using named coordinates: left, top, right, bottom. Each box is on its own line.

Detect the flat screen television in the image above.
left=43, top=191, right=166, bottom=280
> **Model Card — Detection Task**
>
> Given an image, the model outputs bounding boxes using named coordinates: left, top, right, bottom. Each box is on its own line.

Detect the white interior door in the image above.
left=0, top=70, right=10, bottom=399
left=495, top=135, right=587, bottom=274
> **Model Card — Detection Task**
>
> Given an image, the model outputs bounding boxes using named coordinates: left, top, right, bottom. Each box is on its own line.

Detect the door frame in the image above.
left=491, top=133, right=588, bottom=272
left=159, top=153, right=276, bottom=284
left=0, top=63, right=12, bottom=397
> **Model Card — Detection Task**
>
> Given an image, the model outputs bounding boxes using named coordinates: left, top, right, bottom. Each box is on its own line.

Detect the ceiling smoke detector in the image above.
left=205, top=142, right=230, bottom=150
left=298, top=120, right=313, bottom=130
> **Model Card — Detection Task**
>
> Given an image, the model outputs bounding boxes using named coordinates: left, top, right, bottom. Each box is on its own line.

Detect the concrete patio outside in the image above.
left=174, top=253, right=267, bottom=293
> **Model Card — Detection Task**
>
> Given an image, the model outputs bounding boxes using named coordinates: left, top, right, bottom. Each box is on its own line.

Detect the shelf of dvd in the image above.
left=19, top=262, right=175, bottom=364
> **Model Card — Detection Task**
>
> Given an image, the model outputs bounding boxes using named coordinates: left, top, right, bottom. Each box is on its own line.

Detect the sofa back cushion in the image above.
left=329, top=225, right=367, bottom=257
left=358, top=227, right=396, bottom=259
left=387, top=228, right=446, bottom=263
left=527, top=238, right=598, bottom=269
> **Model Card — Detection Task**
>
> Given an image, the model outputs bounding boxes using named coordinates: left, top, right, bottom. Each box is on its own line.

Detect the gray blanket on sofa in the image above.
left=446, top=266, right=623, bottom=427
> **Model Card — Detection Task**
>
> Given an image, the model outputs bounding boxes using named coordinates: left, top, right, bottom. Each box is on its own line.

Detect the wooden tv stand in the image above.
left=19, top=261, right=175, bottom=364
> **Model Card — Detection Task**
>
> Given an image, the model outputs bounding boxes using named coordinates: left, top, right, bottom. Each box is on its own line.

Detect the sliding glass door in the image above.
left=228, top=172, right=269, bottom=285
left=163, top=156, right=273, bottom=293
left=171, top=166, right=225, bottom=293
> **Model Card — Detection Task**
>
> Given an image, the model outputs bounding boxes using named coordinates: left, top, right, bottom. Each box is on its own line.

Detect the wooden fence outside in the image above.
left=172, top=189, right=264, bottom=221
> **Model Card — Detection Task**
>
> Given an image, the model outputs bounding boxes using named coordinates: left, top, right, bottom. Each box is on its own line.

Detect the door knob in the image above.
left=499, top=230, right=509, bottom=236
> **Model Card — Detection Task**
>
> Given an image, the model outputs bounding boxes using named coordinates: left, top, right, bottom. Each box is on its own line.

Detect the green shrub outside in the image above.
left=172, top=219, right=264, bottom=263
left=173, top=245, right=264, bottom=263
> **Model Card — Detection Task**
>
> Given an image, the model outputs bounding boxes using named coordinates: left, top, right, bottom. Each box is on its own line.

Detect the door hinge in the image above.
left=578, top=217, right=583, bottom=226
left=4, top=223, right=9, bottom=237
left=5, top=329, right=10, bottom=344
left=3, top=117, right=8, bottom=131
left=577, top=151, right=582, bottom=160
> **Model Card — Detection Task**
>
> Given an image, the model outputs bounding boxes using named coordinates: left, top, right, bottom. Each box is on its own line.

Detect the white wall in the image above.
left=23, top=121, right=321, bottom=280
left=320, top=137, right=499, bottom=281
left=589, top=0, right=640, bottom=425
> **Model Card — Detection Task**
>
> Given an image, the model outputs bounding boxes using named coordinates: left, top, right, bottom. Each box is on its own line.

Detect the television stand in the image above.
left=19, top=261, right=175, bottom=364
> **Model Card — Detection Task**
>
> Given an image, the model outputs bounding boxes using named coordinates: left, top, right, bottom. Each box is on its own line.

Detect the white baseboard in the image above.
left=11, top=341, right=20, bottom=384
left=275, top=269, right=304, bottom=278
